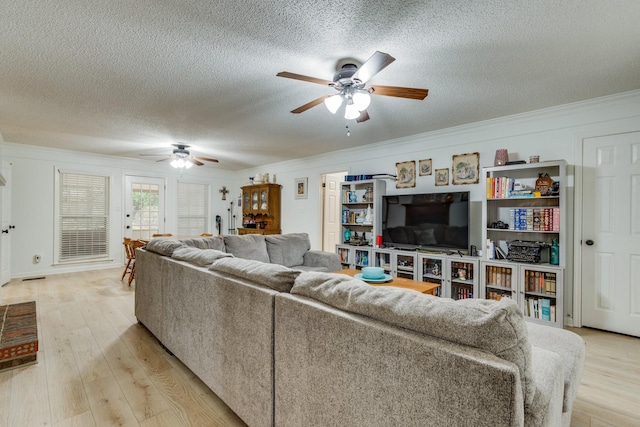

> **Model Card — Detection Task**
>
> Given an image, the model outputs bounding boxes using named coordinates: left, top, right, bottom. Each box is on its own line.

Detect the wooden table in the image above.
left=336, top=269, right=440, bottom=296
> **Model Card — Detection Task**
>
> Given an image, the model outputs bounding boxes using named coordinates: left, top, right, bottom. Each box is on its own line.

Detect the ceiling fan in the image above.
left=140, top=144, right=219, bottom=169
left=277, top=51, right=428, bottom=123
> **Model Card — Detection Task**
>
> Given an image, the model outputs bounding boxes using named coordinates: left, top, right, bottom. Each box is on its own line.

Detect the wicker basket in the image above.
left=506, top=240, right=549, bottom=264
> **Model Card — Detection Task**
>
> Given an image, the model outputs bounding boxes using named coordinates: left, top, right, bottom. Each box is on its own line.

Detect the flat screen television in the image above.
left=381, top=191, right=470, bottom=253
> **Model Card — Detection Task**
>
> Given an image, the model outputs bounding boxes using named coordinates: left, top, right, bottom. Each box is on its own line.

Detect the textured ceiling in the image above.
left=2, top=0, right=639, bottom=170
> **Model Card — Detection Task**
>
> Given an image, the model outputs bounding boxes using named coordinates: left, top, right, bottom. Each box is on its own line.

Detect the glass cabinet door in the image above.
left=251, top=190, right=259, bottom=211
left=242, top=190, right=250, bottom=213
left=260, top=189, right=268, bottom=211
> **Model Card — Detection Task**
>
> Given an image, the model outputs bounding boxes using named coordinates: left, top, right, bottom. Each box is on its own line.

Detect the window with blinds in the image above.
left=58, top=172, right=110, bottom=262
left=177, top=182, right=209, bottom=236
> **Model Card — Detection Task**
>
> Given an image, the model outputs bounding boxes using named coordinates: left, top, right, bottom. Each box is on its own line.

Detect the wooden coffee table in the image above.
left=336, top=269, right=440, bottom=296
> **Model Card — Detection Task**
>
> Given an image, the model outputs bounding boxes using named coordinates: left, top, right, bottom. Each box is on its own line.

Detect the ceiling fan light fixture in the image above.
left=352, top=91, right=371, bottom=111
left=324, top=94, right=343, bottom=114
left=171, top=157, right=193, bottom=169
left=344, top=100, right=361, bottom=120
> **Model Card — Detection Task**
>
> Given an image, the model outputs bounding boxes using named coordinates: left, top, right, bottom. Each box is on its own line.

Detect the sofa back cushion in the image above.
left=144, top=238, right=186, bottom=256
left=210, top=257, right=300, bottom=292
left=171, top=247, right=233, bottom=267
left=223, top=234, right=270, bottom=263
left=265, top=233, right=310, bottom=267
left=291, top=271, right=534, bottom=408
left=181, top=236, right=225, bottom=251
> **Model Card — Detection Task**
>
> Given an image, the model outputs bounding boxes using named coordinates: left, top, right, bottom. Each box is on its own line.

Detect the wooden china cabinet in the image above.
left=239, top=183, right=282, bottom=235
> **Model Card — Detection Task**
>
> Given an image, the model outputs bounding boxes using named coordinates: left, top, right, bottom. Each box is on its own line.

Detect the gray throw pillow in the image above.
left=144, top=239, right=186, bottom=256
left=210, top=257, right=300, bottom=292
left=265, top=233, right=310, bottom=267
left=223, top=234, right=270, bottom=262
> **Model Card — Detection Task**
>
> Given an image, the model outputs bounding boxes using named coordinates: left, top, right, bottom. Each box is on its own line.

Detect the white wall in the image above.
left=2, top=142, right=241, bottom=278
left=2, top=90, right=639, bottom=321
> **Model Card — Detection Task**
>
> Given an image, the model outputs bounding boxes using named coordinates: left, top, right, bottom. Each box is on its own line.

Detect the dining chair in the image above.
left=152, top=233, right=173, bottom=237
left=126, top=239, right=146, bottom=286
left=121, top=238, right=134, bottom=281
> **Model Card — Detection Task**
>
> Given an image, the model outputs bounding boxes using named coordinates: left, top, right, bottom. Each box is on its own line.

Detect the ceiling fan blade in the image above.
left=192, top=156, right=219, bottom=163
left=276, top=72, right=333, bottom=86
left=352, top=51, right=395, bottom=84
left=154, top=157, right=171, bottom=162
left=190, top=158, right=204, bottom=166
left=291, top=95, right=330, bottom=114
left=370, top=85, right=429, bottom=100
left=356, top=110, right=370, bottom=123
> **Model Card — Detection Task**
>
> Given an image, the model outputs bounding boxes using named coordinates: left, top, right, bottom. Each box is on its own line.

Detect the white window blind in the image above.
left=58, top=172, right=110, bottom=262
left=177, top=182, right=208, bottom=236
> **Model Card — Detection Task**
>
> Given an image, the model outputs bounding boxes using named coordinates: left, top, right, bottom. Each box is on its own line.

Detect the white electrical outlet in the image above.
left=33, top=254, right=41, bottom=263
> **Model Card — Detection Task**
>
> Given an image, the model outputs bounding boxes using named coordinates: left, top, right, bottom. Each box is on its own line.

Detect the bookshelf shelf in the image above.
left=481, top=160, right=568, bottom=327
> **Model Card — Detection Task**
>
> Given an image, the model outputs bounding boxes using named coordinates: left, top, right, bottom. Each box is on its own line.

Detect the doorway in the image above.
left=124, top=176, right=166, bottom=240
left=580, top=132, right=640, bottom=337
left=1, top=161, right=11, bottom=286
left=321, top=172, right=347, bottom=252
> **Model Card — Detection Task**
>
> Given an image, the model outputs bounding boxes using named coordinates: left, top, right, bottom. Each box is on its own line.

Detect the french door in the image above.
left=124, top=176, right=166, bottom=240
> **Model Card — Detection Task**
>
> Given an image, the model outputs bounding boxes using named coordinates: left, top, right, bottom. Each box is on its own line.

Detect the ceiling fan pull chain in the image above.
left=346, top=124, right=351, bottom=136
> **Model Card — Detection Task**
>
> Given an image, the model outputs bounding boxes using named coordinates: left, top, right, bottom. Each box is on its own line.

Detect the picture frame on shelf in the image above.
left=295, top=177, right=308, bottom=199
left=396, top=160, right=416, bottom=188
left=452, top=152, right=480, bottom=185
left=419, top=158, right=432, bottom=176
left=435, top=168, right=449, bottom=186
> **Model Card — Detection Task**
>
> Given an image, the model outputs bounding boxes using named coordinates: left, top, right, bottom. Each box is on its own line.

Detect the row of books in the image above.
left=486, top=291, right=513, bottom=301
left=485, top=265, right=513, bottom=288
left=525, top=297, right=556, bottom=322
left=525, top=271, right=557, bottom=295
left=507, top=208, right=560, bottom=231
left=452, top=286, right=473, bottom=300
left=342, top=209, right=369, bottom=224
left=486, top=177, right=518, bottom=199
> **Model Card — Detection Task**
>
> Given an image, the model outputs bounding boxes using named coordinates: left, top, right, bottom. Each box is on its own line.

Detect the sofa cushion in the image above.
left=223, top=235, right=270, bottom=263
left=526, top=322, right=585, bottom=414
left=171, top=247, right=233, bottom=267
left=181, top=236, right=226, bottom=251
left=265, top=233, right=311, bottom=267
left=291, top=271, right=534, bottom=408
left=202, top=236, right=225, bottom=251
left=210, top=257, right=300, bottom=292
left=144, top=238, right=186, bottom=256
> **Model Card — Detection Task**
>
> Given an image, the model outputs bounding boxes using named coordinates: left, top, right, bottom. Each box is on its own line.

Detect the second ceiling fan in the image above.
left=277, top=51, right=428, bottom=123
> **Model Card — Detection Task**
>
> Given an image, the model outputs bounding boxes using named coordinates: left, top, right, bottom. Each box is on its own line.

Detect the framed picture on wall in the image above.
left=452, top=152, right=480, bottom=185
left=396, top=160, right=416, bottom=188
left=435, top=168, right=449, bottom=186
left=295, top=177, right=308, bottom=199
left=419, top=158, right=432, bottom=176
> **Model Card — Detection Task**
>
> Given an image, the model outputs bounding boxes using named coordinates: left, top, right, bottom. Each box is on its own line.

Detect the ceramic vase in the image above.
left=494, top=149, right=508, bottom=166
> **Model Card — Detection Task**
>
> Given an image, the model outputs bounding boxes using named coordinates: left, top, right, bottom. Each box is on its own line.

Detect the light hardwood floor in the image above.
left=0, top=268, right=638, bottom=426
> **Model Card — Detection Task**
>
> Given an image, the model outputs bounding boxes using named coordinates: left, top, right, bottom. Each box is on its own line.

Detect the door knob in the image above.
left=1, top=230, right=7, bottom=234
left=8, top=225, right=15, bottom=229
left=126, top=225, right=131, bottom=229
left=585, top=239, right=594, bottom=246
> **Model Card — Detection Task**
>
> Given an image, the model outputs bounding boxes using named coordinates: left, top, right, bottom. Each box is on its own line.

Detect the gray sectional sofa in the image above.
left=134, top=233, right=585, bottom=427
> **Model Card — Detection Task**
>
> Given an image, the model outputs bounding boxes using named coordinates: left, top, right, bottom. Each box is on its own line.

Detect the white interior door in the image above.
left=581, top=132, right=640, bottom=337
left=322, top=172, right=345, bottom=252
left=0, top=161, right=11, bottom=286
left=124, top=176, right=165, bottom=240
